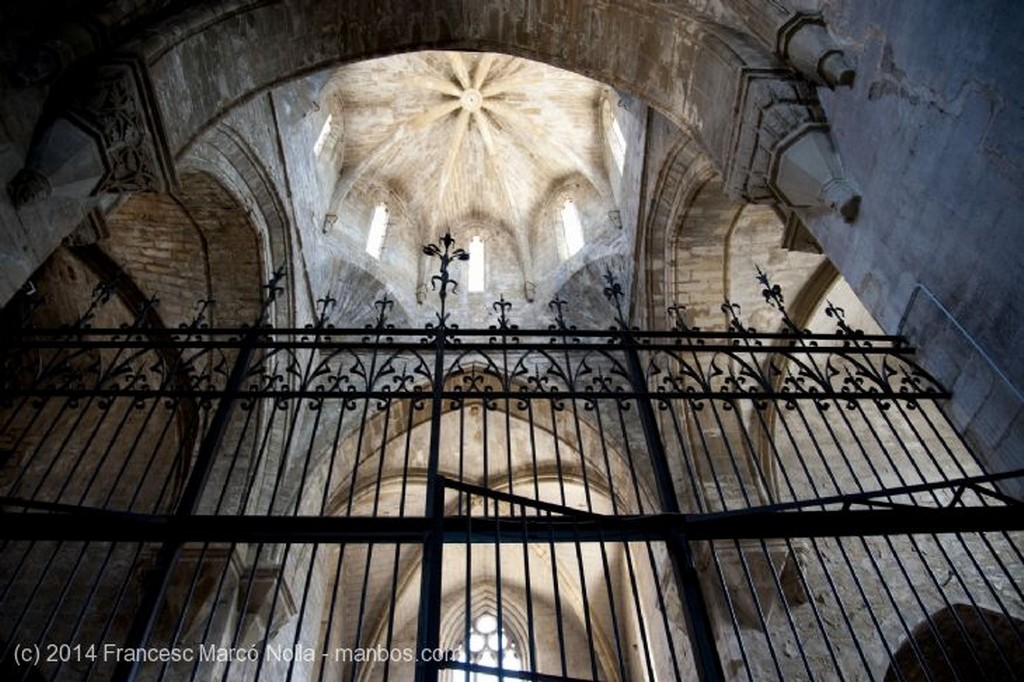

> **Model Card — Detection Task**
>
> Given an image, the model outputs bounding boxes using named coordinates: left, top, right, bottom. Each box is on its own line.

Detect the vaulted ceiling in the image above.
left=326, top=50, right=614, bottom=239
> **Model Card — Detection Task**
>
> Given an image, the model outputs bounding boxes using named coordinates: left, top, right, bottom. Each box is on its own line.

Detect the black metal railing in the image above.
left=1, top=236, right=1021, bottom=682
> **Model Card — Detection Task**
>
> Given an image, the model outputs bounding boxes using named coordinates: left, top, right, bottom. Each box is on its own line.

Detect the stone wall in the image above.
left=807, top=0, right=1024, bottom=485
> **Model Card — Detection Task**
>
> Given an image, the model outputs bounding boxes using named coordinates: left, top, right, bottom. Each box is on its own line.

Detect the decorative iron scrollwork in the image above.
left=423, top=232, right=469, bottom=331
left=0, top=239, right=947, bottom=408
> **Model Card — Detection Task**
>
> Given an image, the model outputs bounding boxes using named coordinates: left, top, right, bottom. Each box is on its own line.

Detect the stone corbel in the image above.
left=777, top=13, right=856, bottom=89
left=770, top=124, right=861, bottom=223
left=8, top=119, right=105, bottom=206
left=727, top=0, right=855, bottom=89
left=722, top=69, right=861, bottom=223
left=524, top=280, right=536, bottom=302
left=7, top=56, right=177, bottom=209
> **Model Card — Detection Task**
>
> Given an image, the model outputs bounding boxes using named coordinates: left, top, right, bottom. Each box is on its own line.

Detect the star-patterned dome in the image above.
left=325, top=50, right=616, bottom=243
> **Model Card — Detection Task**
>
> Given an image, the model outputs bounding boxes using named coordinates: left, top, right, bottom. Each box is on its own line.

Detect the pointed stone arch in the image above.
left=180, top=123, right=300, bottom=326
left=637, top=133, right=717, bottom=330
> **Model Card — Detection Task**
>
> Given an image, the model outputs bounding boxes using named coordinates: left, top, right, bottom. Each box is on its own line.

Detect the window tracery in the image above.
left=452, top=613, right=522, bottom=681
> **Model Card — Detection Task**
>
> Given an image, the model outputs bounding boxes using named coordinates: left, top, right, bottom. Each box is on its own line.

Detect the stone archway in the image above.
left=886, top=604, right=1024, bottom=681
left=6, top=0, right=859, bottom=299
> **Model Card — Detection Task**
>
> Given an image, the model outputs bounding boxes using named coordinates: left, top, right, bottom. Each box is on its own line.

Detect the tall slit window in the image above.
left=313, top=113, right=333, bottom=157
left=468, top=235, right=485, bottom=292
left=366, top=203, right=389, bottom=259
left=561, top=199, right=584, bottom=258
left=608, top=112, right=627, bottom=173
left=452, top=613, right=522, bottom=681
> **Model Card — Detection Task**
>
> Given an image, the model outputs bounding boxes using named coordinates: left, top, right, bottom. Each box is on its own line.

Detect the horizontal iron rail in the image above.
left=0, top=389, right=951, bottom=400
left=2, top=506, right=1019, bottom=543
left=0, top=339, right=917, bottom=356
left=438, top=476, right=603, bottom=519
left=0, top=326, right=907, bottom=343
left=440, top=659, right=595, bottom=682
left=706, top=468, right=1024, bottom=515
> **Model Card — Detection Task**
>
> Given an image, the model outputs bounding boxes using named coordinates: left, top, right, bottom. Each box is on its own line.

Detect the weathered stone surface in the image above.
left=0, top=2, right=1021, bottom=679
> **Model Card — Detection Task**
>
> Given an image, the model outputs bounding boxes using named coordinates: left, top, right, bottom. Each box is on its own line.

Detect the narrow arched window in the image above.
left=452, top=613, right=522, bottom=681
left=313, top=113, right=333, bottom=157
left=366, top=203, right=389, bottom=259
left=468, top=235, right=485, bottom=292
left=608, top=112, right=626, bottom=172
left=561, top=199, right=584, bottom=258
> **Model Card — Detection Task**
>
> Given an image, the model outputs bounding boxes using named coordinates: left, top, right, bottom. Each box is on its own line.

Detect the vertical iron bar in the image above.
left=616, top=399, right=685, bottom=679
left=10, top=391, right=175, bottom=672
left=723, top=403, right=844, bottom=678
left=415, top=325, right=446, bottom=682
left=792, top=402, right=946, bottom=678
left=317, top=545, right=348, bottom=682
left=544, top=398, right=570, bottom=678
left=380, top=542, right=403, bottom=682
left=155, top=542, right=214, bottom=681
left=549, top=321, right=601, bottom=680
left=347, top=395, right=394, bottom=682
left=521, top=401, right=540, bottom=676
left=464, top=490, right=474, bottom=673
left=595, top=401, right=657, bottom=680
left=258, top=331, right=340, bottom=681
left=219, top=541, right=269, bottom=682
left=752, top=402, right=881, bottom=677
left=848, top=400, right=1004, bottom=675
left=589, top=401, right=630, bottom=682
left=620, top=329, right=725, bottom=682
left=210, top=396, right=259, bottom=514
left=112, top=321, right=264, bottom=682
left=662, top=404, right=749, bottom=681
left=348, top=542, right=376, bottom=682
left=182, top=541, right=238, bottom=682
left=877, top=399, right=1024, bottom=654
left=460, top=399, right=473, bottom=676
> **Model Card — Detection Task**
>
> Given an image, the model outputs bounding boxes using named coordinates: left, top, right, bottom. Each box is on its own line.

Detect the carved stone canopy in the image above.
left=7, top=57, right=176, bottom=209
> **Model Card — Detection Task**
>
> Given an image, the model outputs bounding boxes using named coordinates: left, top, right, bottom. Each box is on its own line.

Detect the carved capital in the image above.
left=66, top=58, right=177, bottom=195
left=723, top=69, right=822, bottom=202
left=10, top=56, right=176, bottom=208
left=724, top=70, right=860, bottom=222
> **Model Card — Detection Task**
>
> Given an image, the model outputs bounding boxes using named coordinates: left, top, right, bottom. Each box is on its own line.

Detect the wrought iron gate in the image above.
left=1, top=237, right=1022, bottom=681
